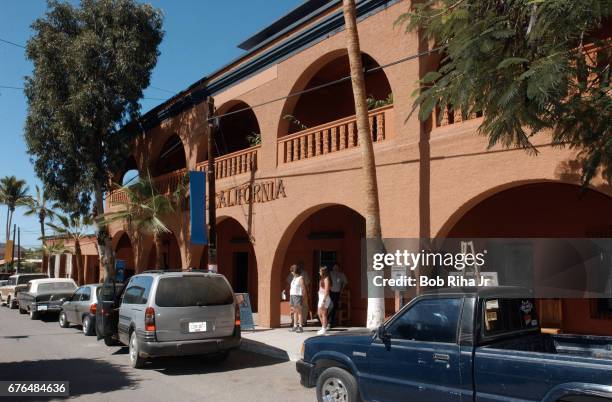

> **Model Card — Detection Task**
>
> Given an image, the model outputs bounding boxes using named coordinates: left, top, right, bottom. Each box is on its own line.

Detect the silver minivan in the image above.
left=117, top=271, right=240, bottom=368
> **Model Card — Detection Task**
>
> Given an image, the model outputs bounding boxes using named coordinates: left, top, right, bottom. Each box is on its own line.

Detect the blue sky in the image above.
left=0, top=0, right=302, bottom=247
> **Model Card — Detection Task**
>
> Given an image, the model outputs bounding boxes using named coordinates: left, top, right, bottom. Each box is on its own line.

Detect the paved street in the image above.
left=0, top=307, right=314, bottom=402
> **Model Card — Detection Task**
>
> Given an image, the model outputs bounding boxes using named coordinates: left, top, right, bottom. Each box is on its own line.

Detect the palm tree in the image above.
left=102, top=174, right=174, bottom=270
left=47, top=214, right=92, bottom=285
left=23, top=185, right=55, bottom=275
left=342, top=0, right=384, bottom=329
left=43, top=240, right=70, bottom=277
left=0, top=176, right=30, bottom=245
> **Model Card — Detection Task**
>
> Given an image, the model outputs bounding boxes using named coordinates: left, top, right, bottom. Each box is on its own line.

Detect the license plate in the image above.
left=38, top=305, right=48, bottom=311
left=188, top=322, right=207, bottom=332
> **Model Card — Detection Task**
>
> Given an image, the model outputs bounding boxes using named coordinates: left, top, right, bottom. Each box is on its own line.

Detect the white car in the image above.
left=17, top=278, right=77, bottom=320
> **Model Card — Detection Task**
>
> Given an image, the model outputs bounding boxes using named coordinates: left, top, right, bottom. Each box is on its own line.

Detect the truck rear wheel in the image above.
left=316, top=367, right=360, bottom=402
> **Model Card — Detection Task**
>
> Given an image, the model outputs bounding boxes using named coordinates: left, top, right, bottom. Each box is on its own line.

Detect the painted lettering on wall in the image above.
left=215, top=179, right=287, bottom=209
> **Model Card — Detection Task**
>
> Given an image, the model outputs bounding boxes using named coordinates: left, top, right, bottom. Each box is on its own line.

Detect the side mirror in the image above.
left=376, top=325, right=390, bottom=342
left=59, top=298, right=67, bottom=304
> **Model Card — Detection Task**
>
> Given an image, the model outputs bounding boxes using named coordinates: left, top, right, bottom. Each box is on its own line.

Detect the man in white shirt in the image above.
left=328, top=263, right=347, bottom=327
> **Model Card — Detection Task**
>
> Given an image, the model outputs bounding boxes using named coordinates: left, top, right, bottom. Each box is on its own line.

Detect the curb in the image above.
left=240, top=338, right=295, bottom=361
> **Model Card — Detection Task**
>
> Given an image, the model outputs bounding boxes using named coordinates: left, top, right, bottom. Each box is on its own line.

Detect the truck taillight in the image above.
left=235, top=303, right=241, bottom=327
left=145, top=307, right=156, bottom=331
left=90, top=303, right=97, bottom=315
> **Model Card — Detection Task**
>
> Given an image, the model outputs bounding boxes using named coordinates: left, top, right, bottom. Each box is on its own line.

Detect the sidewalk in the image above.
left=240, top=323, right=364, bottom=362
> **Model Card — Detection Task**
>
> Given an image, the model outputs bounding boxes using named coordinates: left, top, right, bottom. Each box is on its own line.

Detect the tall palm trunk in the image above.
left=74, top=239, right=83, bottom=285
left=5, top=206, right=9, bottom=244
left=40, top=214, right=46, bottom=275
left=342, top=0, right=384, bottom=329
left=154, top=232, right=164, bottom=269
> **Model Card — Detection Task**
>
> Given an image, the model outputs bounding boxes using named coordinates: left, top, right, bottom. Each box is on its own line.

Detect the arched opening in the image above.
left=212, top=217, right=259, bottom=312
left=113, top=155, right=139, bottom=186
left=280, top=52, right=392, bottom=137
left=152, top=134, right=186, bottom=177
left=274, top=205, right=389, bottom=327
left=442, top=182, right=612, bottom=336
left=147, top=232, right=182, bottom=270
left=215, top=101, right=261, bottom=157
left=114, top=232, right=136, bottom=281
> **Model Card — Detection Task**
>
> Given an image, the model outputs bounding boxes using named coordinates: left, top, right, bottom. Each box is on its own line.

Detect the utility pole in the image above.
left=17, top=227, right=21, bottom=272
left=11, top=224, right=16, bottom=273
left=207, top=96, right=218, bottom=271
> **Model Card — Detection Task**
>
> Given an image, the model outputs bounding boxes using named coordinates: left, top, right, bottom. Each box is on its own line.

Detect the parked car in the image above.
left=96, top=279, right=126, bottom=346
left=0, top=280, right=8, bottom=288
left=115, top=270, right=241, bottom=368
left=17, top=278, right=77, bottom=320
left=0, top=273, right=48, bottom=309
left=296, top=287, right=612, bottom=402
left=59, top=283, right=123, bottom=336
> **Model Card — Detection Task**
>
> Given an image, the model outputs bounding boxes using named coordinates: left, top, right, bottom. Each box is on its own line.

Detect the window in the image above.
left=123, top=276, right=153, bottom=305
left=81, top=287, right=91, bottom=302
left=17, top=275, right=47, bottom=285
left=386, top=298, right=462, bottom=343
left=38, top=282, right=77, bottom=293
left=483, top=298, right=539, bottom=336
left=155, top=276, right=234, bottom=307
left=73, top=288, right=84, bottom=300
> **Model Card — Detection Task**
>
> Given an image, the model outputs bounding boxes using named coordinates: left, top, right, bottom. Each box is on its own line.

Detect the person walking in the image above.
left=328, top=263, right=348, bottom=328
left=317, top=266, right=333, bottom=335
left=289, top=264, right=305, bottom=333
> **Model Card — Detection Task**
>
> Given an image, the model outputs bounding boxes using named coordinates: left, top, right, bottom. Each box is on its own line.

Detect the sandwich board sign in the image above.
left=235, top=293, right=255, bottom=330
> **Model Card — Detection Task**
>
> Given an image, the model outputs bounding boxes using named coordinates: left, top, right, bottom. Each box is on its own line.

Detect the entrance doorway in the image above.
left=312, top=250, right=337, bottom=299
left=234, top=252, right=249, bottom=293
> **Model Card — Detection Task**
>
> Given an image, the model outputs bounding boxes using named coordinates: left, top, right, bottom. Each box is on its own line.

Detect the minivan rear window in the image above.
left=17, top=275, right=47, bottom=285
left=155, top=276, right=234, bottom=307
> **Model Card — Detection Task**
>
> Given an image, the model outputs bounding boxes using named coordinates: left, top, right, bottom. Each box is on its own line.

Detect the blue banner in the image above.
left=189, top=171, right=207, bottom=245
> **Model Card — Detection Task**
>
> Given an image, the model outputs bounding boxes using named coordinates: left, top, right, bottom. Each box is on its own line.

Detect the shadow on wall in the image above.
left=0, top=358, right=139, bottom=398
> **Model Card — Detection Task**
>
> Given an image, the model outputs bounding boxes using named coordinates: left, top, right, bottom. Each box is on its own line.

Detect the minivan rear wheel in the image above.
left=104, top=335, right=118, bottom=346
left=129, top=331, right=146, bottom=369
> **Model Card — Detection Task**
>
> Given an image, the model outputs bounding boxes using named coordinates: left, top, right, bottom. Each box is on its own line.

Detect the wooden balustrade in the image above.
left=195, top=145, right=259, bottom=180
left=277, top=105, right=393, bottom=164
left=435, top=105, right=482, bottom=127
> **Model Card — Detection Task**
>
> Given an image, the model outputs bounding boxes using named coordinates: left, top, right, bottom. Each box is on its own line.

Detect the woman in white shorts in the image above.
left=317, top=266, right=332, bottom=335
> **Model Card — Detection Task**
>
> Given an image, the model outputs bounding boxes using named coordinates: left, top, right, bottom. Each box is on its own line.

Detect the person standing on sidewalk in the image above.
left=317, top=266, right=333, bottom=335
left=289, top=264, right=305, bottom=333
left=328, top=263, right=348, bottom=328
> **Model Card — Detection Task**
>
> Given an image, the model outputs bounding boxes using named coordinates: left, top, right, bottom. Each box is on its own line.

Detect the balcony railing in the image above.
left=435, top=105, right=482, bottom=127
left=277, top=105, right=393, bottom=164
left=108, top=146, right=259, bottom=206
left=195, top=145, right=259, bottom=180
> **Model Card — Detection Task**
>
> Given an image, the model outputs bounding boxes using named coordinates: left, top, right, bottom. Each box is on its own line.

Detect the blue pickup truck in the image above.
left=297, top=287, right=612, bottom=402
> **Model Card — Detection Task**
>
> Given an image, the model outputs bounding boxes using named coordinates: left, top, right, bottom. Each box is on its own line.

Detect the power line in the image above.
left=0, top=84, right=168, bottom=102
left=150, top=85, right=176, bottom=94
left=0, top=85, right=24, bottom=90
left=0, top=38, right=25, bottom=49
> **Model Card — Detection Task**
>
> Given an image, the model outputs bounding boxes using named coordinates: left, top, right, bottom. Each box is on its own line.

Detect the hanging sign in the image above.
left=189, top=171, right=207, bottom=245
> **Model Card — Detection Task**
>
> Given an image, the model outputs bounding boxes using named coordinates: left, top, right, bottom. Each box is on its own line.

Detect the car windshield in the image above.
left=38, top=282, right=77, bottom=293
left=155, top=276, right=234, bottom=307
left=17, top=275, right=47, bottom=285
